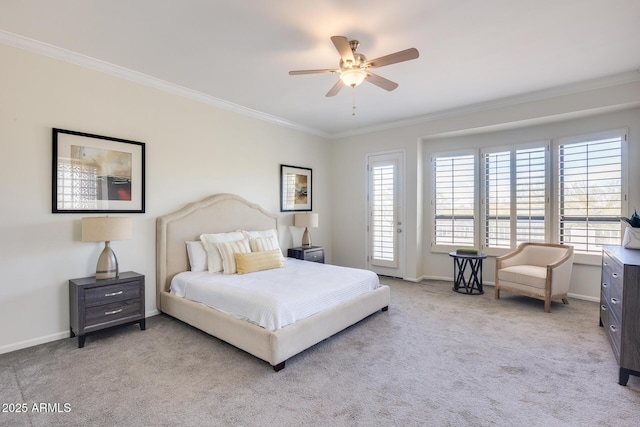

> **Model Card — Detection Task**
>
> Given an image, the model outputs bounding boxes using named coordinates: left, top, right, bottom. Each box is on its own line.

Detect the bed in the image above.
left=156, top=193, right=390, bottom=371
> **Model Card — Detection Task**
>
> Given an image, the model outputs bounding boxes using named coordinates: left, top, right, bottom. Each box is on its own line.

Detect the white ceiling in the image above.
left=2, top=0, right=640, bottom=137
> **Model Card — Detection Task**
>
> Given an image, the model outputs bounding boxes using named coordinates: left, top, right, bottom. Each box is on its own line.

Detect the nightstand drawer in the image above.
left=84, top=299, right=142, bottom=332
left=85, top=281, right=140, bottom=306
left=305, top=249, right=324, bottom=263
left=288, top=246, right=325, bottom=263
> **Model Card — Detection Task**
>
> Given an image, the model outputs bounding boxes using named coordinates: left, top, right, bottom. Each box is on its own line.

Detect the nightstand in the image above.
left=288, top=246, right=324, bottom=263
left=69, top=271, right=145, bottom=348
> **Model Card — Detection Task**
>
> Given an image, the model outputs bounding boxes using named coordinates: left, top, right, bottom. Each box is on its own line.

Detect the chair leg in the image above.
left=562, top=298, right=569, bottom=305
left=544, top=299, right=551, bottom=313
left=494, top=286, right=500, bottom=300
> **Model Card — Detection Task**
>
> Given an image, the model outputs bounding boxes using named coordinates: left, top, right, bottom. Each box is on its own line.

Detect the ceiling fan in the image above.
left=289, top=36, right=419, bottom=97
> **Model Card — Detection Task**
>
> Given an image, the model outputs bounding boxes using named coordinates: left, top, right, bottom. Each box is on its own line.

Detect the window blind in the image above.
left=433, top=154, right=475, bottom=246
left=558, top=134, right=623, bottom=253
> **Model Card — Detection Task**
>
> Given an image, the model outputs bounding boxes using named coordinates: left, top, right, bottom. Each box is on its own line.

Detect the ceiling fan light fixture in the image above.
left=340, top=68, right=367, bottom=87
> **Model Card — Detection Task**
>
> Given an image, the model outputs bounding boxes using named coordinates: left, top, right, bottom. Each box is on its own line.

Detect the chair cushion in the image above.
left=498, top=265, right=548, bottom=289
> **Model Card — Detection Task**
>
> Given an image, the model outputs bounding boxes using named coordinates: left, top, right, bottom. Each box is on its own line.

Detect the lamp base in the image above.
left=96, top=242, right=119, bottom=280
left=301, top=227, right=312, bottom=248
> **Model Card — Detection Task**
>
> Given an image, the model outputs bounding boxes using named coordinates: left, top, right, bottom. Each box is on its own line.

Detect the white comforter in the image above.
left=170, top=258, right=380, bottom=331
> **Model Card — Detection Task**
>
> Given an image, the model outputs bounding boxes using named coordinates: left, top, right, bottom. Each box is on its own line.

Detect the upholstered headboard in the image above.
left=156, top=193, right=278, bottom=310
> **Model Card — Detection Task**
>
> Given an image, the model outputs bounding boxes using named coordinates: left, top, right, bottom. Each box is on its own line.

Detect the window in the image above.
left=433, top=153, right=475, bottom=247
left=558, top=130, right=625, bottom=254
left=482, top=145, right=547, bottom=251
left=515, top=147, right=547, bottom=244
left=431, top=128, right=626, bottom=262
left=370, top=161, right=397, bottom=264
left=483, top=150, right=511, bottom=248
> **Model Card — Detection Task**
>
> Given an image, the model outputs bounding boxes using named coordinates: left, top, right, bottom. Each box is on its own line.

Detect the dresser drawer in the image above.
left=85, top=281, right=141, bottom=306
left=603, top=309, right=622, bottom=364
left=84, top=298, right=142, bottom=332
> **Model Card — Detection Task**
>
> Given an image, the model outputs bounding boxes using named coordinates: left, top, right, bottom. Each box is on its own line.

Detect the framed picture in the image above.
left=52, top=128, right=145, bottom=213
left=280, top=164, right=312, bottom=212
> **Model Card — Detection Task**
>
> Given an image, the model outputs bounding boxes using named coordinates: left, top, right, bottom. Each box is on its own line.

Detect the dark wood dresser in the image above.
left=288, top=246, right=324, bottom=263
left=69, top=271, right=145, bottom=348
left=600, top=246, right=640, bottom=385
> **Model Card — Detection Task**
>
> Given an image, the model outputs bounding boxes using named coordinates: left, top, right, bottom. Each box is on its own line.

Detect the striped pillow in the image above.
left=218, top=239, right=251, bottom=274
left=235, top=250, right=283, bottom=275
left=249, top=236, right=279, bottom=252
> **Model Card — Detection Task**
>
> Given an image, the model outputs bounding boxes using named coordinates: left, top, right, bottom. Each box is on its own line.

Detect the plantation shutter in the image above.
left=558, top=132, right=624, bottom=253
left=433, top=154, right=475, bottom=247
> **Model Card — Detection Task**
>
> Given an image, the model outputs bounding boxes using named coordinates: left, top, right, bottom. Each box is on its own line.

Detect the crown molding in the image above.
left=2, top=30, right=638, bottom=141
left=332, top=69, right=640, bottom=139
left=0, top=30, right=330, bottom=139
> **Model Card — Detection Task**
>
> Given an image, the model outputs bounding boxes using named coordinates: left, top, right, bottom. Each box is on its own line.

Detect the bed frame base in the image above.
left=156, top=193, right=392, bottom=371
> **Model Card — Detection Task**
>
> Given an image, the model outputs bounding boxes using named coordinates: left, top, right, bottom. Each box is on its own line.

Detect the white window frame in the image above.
left=552, top=128, right=628, bottom=265
left=480, top=141, right=550, bottom=257
left=429, top=129, right=627, bottom=266
left=431, top=150, right=478, bottom=253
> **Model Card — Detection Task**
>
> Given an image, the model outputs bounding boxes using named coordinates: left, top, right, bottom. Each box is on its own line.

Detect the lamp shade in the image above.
left=82, top=217, right=132, bottom=242
left=294, top=213, right=319, bottom=228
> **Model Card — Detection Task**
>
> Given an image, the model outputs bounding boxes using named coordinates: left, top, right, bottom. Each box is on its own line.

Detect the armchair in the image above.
left=494, top=243, right=574, bottom=313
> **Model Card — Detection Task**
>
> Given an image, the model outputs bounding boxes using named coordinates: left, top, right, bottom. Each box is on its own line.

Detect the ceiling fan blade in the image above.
left=289, top=69, right=338, bottom=75
left=331, top=35, right=355, bottom=64
left=365, top=72, right=399, bottom=91
left=364, top=48, right=419, bottom=69
left=326, top=79, right=344, bottom=97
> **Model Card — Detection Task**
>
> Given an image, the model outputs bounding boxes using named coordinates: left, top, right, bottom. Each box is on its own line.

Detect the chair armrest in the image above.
left=548, top=250, right=574, bottom=294
left=496, top=244, right=528, bottom=269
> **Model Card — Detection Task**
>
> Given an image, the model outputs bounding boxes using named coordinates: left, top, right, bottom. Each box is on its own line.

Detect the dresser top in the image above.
left=604, top=245, right=640, bottom=266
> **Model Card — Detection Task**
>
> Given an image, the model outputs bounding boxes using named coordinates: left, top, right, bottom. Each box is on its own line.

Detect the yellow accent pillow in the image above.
left=235, top=249, right=283, bottom=275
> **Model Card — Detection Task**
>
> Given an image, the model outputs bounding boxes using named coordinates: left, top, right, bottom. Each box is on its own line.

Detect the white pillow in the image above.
left=242, top=229, right=283, bottom=258
left=185, top=241, right=208, bottom=272
left=200, top=231, right=244, bottom=273
left=218, top=239, right=251, bottom=274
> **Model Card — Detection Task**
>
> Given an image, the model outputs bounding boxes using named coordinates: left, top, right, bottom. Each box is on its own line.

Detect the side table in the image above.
left=449, top=252, right=487, bottom=295
left=288, top=246, right=325, bottom=263
left=69, top=271, right=145, bottom=348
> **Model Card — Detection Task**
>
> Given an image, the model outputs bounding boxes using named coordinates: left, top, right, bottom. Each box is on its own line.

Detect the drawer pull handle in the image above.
left=610, top=325, right=618, bottom=333
left=601, top=305, right=607, bottom=311
left=611, top=298, right=619, bottom=305
left=105, top=308, right=123, bottom=315
left=602, top=283, right=608, bottom=288
left=612, top=273, right=618, bottom=278
left=105, top=291, right=123, bottom=297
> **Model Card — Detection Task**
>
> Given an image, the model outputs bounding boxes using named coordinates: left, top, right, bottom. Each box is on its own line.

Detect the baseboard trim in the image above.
left=0, top=309, right=161, bottom=355
left=408, top=276, right=598, bottom=303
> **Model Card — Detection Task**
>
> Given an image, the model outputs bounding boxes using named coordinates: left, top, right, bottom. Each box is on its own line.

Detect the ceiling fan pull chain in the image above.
left=352, top=87, right=357, bottom=116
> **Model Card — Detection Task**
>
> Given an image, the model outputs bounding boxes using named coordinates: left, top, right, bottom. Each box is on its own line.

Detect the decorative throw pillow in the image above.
left=185, top=241, right=208, bottom=272
left=249, top=236, right=279, bottom=252
left=235, top=250, right=284, bottom=275
left=242, top=229, right=284, bottom=259
left=218, top=239, right=251, bottom=274
left=200, top=232, right=245, bottom=273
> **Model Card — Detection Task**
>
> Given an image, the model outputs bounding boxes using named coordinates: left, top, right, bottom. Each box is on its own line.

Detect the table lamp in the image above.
left=294, top=212, right=319, bottom=248
left=82, top=217, right=132, bottom=279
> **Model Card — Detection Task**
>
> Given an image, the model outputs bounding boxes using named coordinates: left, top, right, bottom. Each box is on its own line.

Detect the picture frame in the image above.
left=280, top=164, right=312, bottom=212
left=52, top=128, right=145, bottom=213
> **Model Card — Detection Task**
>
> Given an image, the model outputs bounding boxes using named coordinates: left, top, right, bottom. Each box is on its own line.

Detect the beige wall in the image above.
left=2, top=38, right=639, bottom=353
left=331, top=81, right=640, bottom=299
left=0, top=44, right=330, bottom=353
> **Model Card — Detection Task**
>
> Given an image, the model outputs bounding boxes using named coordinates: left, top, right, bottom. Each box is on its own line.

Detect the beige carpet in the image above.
left=1, top=278, right=639, bottom=426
